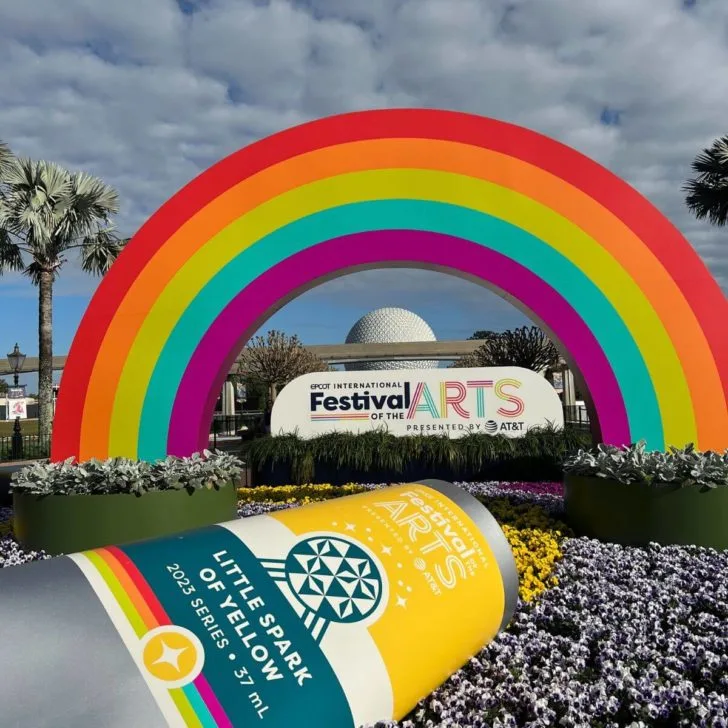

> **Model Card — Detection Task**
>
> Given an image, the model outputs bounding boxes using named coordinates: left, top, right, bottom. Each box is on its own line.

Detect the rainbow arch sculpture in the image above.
left=51, top=109, right=728, bottom=462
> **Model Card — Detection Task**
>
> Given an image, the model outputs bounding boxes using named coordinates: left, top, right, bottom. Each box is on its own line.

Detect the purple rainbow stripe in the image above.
left=169, top=230, right=629, bottom=455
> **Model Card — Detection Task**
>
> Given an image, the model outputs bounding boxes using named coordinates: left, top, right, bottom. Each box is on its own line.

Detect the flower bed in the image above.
left=2, top=481, right=727, bottom=727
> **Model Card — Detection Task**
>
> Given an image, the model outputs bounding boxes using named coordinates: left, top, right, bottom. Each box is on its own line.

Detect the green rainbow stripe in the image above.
left=82, top=548, right=225, bottom=727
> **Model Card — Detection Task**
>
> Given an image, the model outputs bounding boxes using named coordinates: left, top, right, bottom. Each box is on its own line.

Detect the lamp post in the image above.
left=6, top=343, right=26, bottom=387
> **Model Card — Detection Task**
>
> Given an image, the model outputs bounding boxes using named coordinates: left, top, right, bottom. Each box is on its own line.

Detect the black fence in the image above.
left=209, top=412, right=264, bottom=449
left=0, top=434, right=51, bottom=462
left=563, top=404, right=590, bottom=430
left=0, top=414, right=264, bottom=463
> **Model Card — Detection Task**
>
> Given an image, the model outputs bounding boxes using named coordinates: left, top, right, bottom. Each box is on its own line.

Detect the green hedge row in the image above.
left=245, top=426, right=592, bottom=485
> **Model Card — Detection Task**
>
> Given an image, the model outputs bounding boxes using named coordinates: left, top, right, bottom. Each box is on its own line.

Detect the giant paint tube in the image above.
left=0, top=480, right=518, bottom=727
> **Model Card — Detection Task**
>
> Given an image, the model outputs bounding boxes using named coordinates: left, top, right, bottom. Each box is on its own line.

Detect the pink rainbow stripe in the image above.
left=193, top=677, right=233, bottom=728
left=168, top=231, right=628, bottom=455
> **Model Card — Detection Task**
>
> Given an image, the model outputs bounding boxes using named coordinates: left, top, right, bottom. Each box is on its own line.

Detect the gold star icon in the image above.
left=344, top=522, right=356, bottom=532
left=141, top=626, right=204, bottom=687
left=381, top=545, right=392, bottom=555
left=152, top=639, right=188, bottom=673
left=395, top=595, right=408, bottom=608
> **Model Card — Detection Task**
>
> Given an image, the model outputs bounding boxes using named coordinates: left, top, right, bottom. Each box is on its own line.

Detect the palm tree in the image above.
left=0, top=141, right=12, bottom=173
left=684, top=134, right=728, bottom=226
left=0, top=156, right=123, bottom=442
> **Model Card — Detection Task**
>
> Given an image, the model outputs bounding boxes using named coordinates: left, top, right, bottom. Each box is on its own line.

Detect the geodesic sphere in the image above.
left=344, top=307, right=438, bottom=371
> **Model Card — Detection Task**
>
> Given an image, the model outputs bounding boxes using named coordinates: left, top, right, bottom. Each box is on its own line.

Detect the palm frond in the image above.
left=684, top=178, right=728, bottom=226
left=2, top=157, right=70, bottom=199
left=684, top=135, right=728, bottom=226
left=71, top=171, right=120, bottom=214
left=0, top=193, right=10, bottom=228
left=0, top=228, right=24, bottom=274
left=38, top=159, right=72, bottom=201
left=54, top=171, right=120, bottom=245
left=0, top=157, right=70, bottom=254
left=0, top=140, right=13, bottom=175
left=80, top=229, right=124, bottom=275
left=710, top=136, right=728, bottom=166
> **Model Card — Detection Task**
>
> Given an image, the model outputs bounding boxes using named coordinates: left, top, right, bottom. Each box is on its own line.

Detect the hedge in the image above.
left=244, top=426, right=591, bottom=486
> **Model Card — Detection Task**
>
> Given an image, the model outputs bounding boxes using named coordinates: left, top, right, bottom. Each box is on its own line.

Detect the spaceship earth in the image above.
left=344, top=307, right=438, bottom=371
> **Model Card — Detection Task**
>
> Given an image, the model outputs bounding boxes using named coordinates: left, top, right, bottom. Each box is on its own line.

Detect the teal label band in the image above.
left=119, top=524, right=355, bottom=727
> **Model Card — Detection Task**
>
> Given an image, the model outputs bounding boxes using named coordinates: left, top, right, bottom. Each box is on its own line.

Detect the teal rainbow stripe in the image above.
left=136, top=200, right=662, bottom=460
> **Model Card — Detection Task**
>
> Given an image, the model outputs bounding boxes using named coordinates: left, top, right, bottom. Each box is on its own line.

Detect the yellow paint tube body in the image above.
left=0, top=480, right=517, bottom=727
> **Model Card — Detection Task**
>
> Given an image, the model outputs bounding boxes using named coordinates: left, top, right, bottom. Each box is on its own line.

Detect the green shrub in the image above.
left=11, top=450, right=243, bottom=496
left=563, top=441, right=728, bottom=488
left=247, top=425, right=591, bottom=485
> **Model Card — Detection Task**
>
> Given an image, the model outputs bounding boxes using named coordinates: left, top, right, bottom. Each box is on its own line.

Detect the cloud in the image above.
left=1, top=0, right=727, bottom=311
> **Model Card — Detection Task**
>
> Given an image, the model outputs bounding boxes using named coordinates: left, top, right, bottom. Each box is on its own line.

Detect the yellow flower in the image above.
left=492, top=499, right=571, bottom=603
left=237, top=483, right=368, bottom=503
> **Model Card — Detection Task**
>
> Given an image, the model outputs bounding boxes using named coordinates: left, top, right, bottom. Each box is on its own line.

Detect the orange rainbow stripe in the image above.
left=80, top=547, right=231, bottom=727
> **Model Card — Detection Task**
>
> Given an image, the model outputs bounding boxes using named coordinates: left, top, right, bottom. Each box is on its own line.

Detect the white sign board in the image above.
left=7, top=398, right=27, bottom=420
left=270, top=367, right=564, bottom=439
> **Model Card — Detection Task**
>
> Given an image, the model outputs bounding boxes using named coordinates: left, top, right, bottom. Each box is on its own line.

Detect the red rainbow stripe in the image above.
left=88, top=547, right=232, bottom=727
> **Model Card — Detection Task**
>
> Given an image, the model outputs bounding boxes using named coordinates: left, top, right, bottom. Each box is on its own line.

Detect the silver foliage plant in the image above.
left=10, top=450, right=243, bottom=496
left=563, top=441, right=728, bottom=488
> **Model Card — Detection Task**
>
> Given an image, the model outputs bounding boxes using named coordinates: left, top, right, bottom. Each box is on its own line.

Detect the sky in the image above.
left=1, top=0, right=727, bottom=392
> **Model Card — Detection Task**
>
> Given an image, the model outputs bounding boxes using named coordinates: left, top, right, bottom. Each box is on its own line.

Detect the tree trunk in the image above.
left=37, top=270, right=54, bottom=443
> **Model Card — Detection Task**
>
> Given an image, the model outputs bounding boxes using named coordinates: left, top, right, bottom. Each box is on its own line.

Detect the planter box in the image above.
left=13, top=483, right=239, bottom=555
left=564, top=475, right=728, bottom=550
